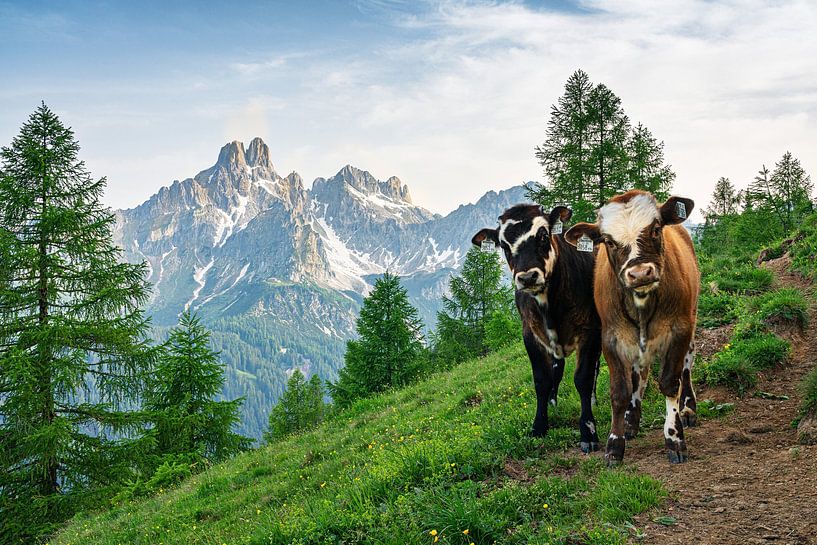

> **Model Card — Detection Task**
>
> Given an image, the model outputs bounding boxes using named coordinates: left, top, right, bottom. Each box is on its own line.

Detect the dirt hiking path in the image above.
left=627, top=257, right=817, bottom=545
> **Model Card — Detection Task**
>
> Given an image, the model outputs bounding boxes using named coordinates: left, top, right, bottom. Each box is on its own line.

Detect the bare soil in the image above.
left=627, top=256, right=817, bottom=545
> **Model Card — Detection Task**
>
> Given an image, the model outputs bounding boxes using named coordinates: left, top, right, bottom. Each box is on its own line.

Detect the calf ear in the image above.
left=471, top=228, right=499, bottom=247
left=564, top=222, right=601, bottom=246
left=548, top=205, right=573, bottom=226
left=660, top=197, right=695, bottom=225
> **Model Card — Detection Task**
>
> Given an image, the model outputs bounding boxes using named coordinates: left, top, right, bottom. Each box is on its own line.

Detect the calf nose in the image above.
left=516, top=270, right=539, bottom=288
left=626, top=264, right=657, bottom=284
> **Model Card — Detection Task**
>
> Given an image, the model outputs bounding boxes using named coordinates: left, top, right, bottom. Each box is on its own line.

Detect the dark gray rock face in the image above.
left=115, top=138, right=529, bottom=438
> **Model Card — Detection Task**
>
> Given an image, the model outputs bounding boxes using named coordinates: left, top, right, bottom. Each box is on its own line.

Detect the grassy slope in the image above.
left=54, top=344, right=668, bottom=545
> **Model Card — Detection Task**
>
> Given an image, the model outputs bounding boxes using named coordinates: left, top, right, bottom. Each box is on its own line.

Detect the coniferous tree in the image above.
left=432, top=246, right=515, bottom=363
left=0, top=104, right=156, bottom=542
left=705, top=177, right=742, bottom=222
left=626, top=123, right=674, bottom=200
left=747, top=154, right=813, bottom=233
left=265, top=369, right=326, bottom=442
left=587, top=83, right=631, bottom=205
left=146, top=311, right=250, bottom=465
left=330, top=273, right=424, bottom=408
left=533, top=69, right=595, bottom=220
left=529, top=71, right=674, bottom=221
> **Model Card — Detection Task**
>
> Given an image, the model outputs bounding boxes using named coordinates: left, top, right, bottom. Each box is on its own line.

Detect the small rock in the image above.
left=797, top=414, right=817, bottom=445
left=714, top=507, right=725, bottom=514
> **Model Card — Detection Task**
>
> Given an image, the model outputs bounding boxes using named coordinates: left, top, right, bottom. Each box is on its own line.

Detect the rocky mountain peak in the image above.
left=383, top=176, right=412, bottom=204
left=246, top=137, right=274, bottom=171
left=216, top=140, right=247, bottom=168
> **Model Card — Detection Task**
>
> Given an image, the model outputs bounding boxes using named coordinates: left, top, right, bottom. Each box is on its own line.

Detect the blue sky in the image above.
left=1, top=0, right=816, bottom=219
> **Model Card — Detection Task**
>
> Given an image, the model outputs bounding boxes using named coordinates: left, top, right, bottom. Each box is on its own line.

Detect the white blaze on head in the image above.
left=598, top=193, right=660, bottom=268
left=499, top=215, right=550, bottom=255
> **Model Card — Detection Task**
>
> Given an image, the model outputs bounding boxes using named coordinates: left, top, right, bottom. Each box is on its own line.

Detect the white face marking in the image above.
left=499, top=216, right=551, bottom=255
left=599, top=193, right=659, bottom=269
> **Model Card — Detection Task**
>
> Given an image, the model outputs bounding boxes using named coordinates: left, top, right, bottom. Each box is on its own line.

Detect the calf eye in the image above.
left=652, top=226, right=661, bottom=238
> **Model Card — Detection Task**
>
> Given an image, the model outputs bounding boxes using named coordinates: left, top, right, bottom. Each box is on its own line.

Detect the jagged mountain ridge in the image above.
left=114, top=138, right=529, bottom=438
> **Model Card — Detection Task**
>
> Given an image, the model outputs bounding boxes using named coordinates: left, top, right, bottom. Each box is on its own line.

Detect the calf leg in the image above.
left=523, top=333, right=553, bottom=437
left=603, top=348, right=631, bottom=466
left=679, top=342, right=698, bottom=427
left=549, top=357, right=565, bottom=406
left=624, top=362, right=650, bottom=439
left=575, top=334, right=602, bottom=453
left=658, top=334, right=694, bottom=464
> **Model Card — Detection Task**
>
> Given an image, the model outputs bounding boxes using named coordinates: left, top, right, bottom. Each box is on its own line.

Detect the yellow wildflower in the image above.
left=320, top=482, right=326, bottom=488
left=429, top=529, right=437, bottom=536
left=463, top=529, right=470, bottom=535
left=543, top=503, right=549, bottom=509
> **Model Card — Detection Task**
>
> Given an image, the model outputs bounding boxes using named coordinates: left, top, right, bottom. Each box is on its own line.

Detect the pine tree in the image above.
left=0, top=104, right=156, bottom=542
left=705, top=177, right=742, bottom=222
left=432, top=246, right=515, bottom=363
left=626, top=123, right=674, bottom=200
left=330, top=273, right=424, bottom=408
left=146, top=311, right=250, bottom=465
left=528, top=71, right=674, bottom=221
left=265, top=369, right=326, bottom=442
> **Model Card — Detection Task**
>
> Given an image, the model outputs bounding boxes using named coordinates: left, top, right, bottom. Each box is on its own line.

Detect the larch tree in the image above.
left=330, top=272, right=424, bottom=408
left=433, top=245, right=514, bottom=363
left=265, top=369, right=326, bottom=442
left=705, top=177, right=742, bottom=222
left=626, top=123, right=674, bottom=201
left=145, top=311, right=250, bottom=465
left=0, top=104, right=156, bottom=542
left=528, top=70, right=675, bottom=222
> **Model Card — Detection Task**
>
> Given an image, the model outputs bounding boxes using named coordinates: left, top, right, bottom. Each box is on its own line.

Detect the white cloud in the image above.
left=17, top=0, right=812, bottom=222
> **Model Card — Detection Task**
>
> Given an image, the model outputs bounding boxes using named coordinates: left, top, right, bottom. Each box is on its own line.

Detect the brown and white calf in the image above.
left=565, top=191, right=699, bottom=464
left=473, top=204, right=602, bottom=452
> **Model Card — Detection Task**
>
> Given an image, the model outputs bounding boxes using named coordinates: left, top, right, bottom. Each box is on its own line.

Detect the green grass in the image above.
left=698, top=333, right=791, bottom=393
left=750, top=288, right=809, bottom=328
left=799, top=367, right=817, bottom=419
left=53, top=344, right=669, bottom=545
left=697, top=292, right=739, bottom=328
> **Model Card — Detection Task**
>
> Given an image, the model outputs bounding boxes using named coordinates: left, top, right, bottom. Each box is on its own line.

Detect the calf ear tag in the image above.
left=577, top=234, right=594, bottom=252
left=551, top=220, right=563, bottom=235
left=480, top=239, right=496, bottom=252
left=676, top=201, right=687, bottom=219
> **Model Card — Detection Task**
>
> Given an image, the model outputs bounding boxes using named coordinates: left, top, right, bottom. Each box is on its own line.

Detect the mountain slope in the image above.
left=114, top=138, right=528, bottom=438
left=54, top=344, right=666, bottom=545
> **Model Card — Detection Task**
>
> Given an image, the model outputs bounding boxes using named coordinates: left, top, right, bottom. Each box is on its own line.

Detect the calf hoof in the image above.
left=667, top=449, right=689, bottom=464
left=681, top=412, right=697, bottom=428
left=665, top=438, right=688, bottom=464
left=605, top=454, right=623, bottom=468
left=529, top=427, right=548, bottom=438
left=580, top=441, right=600, bottom=454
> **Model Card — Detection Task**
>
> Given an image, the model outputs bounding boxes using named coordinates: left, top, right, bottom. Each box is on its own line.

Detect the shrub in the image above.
left=701, top=333, right=790, bottom=392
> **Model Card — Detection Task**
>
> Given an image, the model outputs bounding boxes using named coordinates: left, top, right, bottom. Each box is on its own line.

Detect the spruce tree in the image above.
left=0, top=104, right=156, bottom=542
left=330, top=273, right=424, bottom=408
left=433, top=246, right=515, bottom=363
left=265, top=369, right=326, bottom=442
left=146, top=311, right=250, bottom=465
left=529, top=71, right=674, bottom=221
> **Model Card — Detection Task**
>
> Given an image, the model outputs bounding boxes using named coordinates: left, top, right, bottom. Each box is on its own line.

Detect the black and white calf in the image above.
left=472, top=204, right=603, bottom=452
